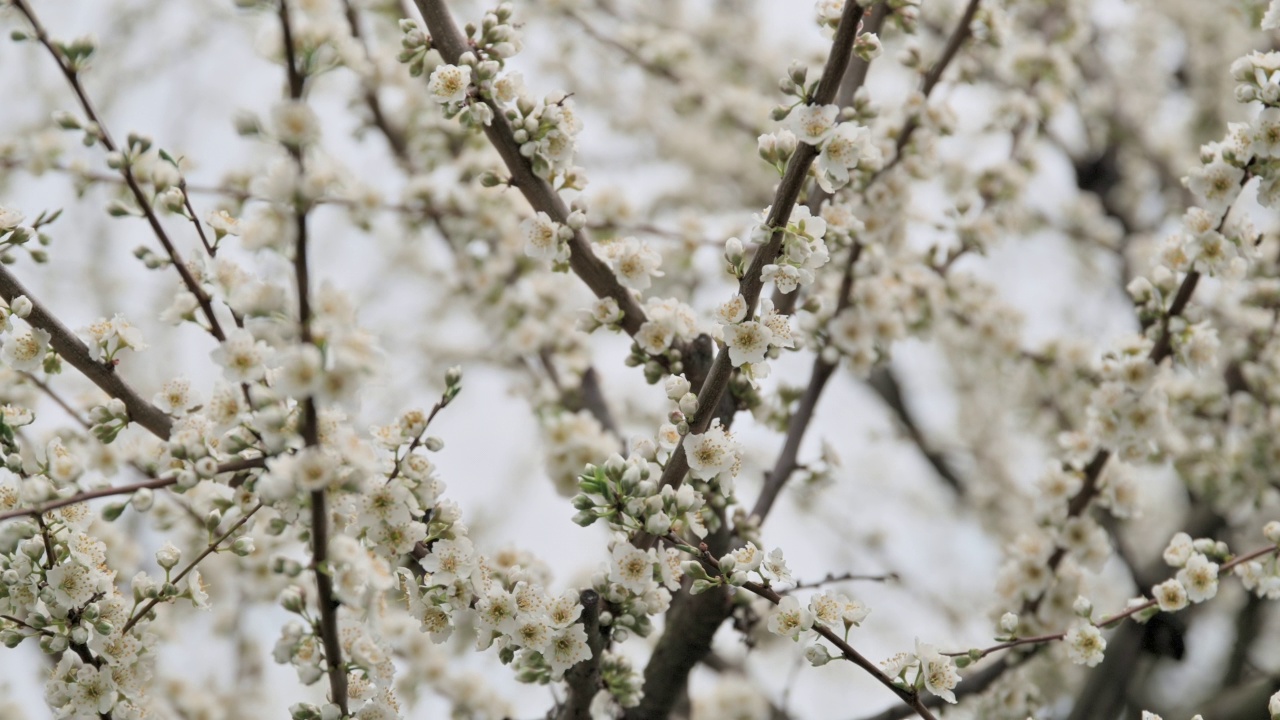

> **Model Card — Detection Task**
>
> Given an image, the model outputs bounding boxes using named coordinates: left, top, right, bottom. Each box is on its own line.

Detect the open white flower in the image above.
left=1176, top=553, right=1219, bottom=603
left=684, top=420, right=740, bottom=480
left=419, top=536, right=477, bottom=586
left=153, top=377, right=199, bottom=417
left=427, top=63, right=471, bottom=104
left=789, top=104, right=839, bottom=145
left=714, top=295, right=748, bottom=325
left=1183, top=158, right=1244, bottom=219
left=1, top=327, right=49, bottom=372
left=546, top=624, right=592, bottom=679
left=1152, top=578, right=1188, bottom=612
left=915, top=640, right=960, bottom=703
left=1065, top=623, right=1106, bottom=667
left=0, top=205, right=23, bottom=230
left=521, top=211, right=565, bottom=260
left=211, top=328, right=270, bottom=383
left=1163, top=532, right=1194, bottom=567
left=271, top=100, right=320, bottom=147
left=609, top=236, right=663, bottom=290
left=767, top=596, right=814, bottom=640
left=816, top=122, right=878, bottom=192
left=80, top=314, right=146, bottom=363
left=609, top=543, right=657, bottom=595
left=760, top=547, right=793, bottom=586
left=723, top=320, right=772, bottom=367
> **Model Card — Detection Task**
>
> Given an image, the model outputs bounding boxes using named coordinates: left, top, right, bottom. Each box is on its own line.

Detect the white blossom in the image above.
left=1183, top=159, right=1244, bottom=219
left=1064, top=624, right=1106, bottom=667
left=0, top=205, right=23, bottom=230
left=767, top=596, right=814, bottom=640
left=1152, top=578, right=1188, bottom=612
left=153, top=377, right=199, bottom=417
left=609, top=237, right=663, bottom=290
left=1176, top=553, right=1219, bottom=603
left=610, top=543, right=657, bottom=595
left=1, top=327, right=49, bottom=372
left=722, top=320, right=772, bottom=367
left=427, top=64, right=471, bottom=104
left=546, top=624, right=592, bottom=679
left=789, top=104, right=839, bottom=145
left=684, top=420, right=740, bottom=480
left=211, top=328, right=270, bottom=383
left=271, top=100, right=320, bottom=147
left=915, top=640, right=960, bottom=703
left=522, top=211, right=567, bottom=261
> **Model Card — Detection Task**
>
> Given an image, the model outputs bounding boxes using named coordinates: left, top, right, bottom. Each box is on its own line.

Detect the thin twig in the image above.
left=875, top=0, right=982, bottom=179
left=121, top=503, right=263, bottom=635
left=10, top=0, right=227, bottom=342
left=563, top=8, right=761, bottom=136
left=948, top=542, right=1280, bottom=662
left=278, top=1, right=347, bottom=712
left=787, top=570, right=899, bottom=592
left=0, top=457, right=267, bottom=523
left=676, top=539, right=938, bottom=720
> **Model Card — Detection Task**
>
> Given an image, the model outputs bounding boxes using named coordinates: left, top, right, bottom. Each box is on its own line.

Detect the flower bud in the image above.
left=999, top=612, right=1018, bottom=634
left=805, top=643, right=833, bottom=666
left=155, top=541, right=181, bottom=570
left=232, top=537, right=256, bottom=556
left=1265, top=521, right=1280, bottom=545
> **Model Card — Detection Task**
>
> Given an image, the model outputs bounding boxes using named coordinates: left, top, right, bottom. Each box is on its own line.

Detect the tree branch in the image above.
left=651, top=0, right=868, bottom=502
left=10, top=0, right=228, bottom=342
left=558, top=589, right=607, bottom=720
left=278, top=1, right=347, bottom=713
left=0, top=457, right=266, bottom=523
left=412, top=0, right=650, bottom=338
left=121, top=502, right=263, bottom=635
left=0, top=265, right=174, bottom=439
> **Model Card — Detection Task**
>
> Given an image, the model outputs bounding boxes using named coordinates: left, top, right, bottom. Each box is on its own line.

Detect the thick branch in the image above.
left=0, top=266, right=173, bottom=439
left=558, top=589, right=608, bottom=720
left=628, top=584, right=733, bottom=719
left=652, top=0, right=867, bottom=499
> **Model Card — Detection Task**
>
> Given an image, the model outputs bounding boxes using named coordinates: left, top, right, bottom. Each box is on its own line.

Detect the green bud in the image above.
left=689, top=578, right=719, bottom=595
left=680, top=561, right=711, bottom=581
left=231, top=537, right=255, bottom=556
left=804, top=643, right=833, bottom=667
left=105, top=199, right=135, bottom=217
